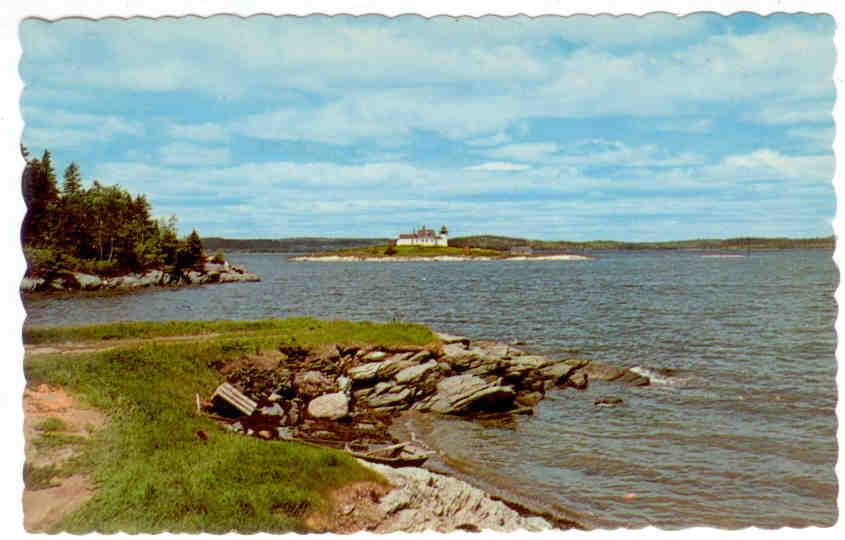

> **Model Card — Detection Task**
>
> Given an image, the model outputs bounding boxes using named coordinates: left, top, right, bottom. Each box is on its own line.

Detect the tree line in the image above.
left=21, top=146, right=206, bottom=277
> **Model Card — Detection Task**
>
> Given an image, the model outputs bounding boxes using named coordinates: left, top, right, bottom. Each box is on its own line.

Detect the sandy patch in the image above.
left=22, top=384, right=106, bottom=532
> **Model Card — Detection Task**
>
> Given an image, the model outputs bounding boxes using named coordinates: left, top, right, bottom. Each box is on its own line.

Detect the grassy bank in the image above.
left=23, top=318, right=436, bottom=533
left=23, top=317, right=434, bottom=347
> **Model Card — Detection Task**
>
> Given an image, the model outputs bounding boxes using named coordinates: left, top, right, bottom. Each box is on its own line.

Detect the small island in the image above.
left=290, top=225, right=593, bottom=262
left=20, top=148, right=260, bottom=293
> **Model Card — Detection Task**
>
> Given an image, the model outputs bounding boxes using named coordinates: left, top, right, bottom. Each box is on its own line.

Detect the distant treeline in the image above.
left=201, top=237, right=390, bottom=253
left=448, top=235, right=835, bottom=251
left=201, top=234, right=834, bottom=254
left=21, top=146, right=206, bottom=277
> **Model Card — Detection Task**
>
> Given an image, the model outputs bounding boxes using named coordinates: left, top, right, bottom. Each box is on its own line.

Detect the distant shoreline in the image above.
left=289, top=254, right=593, bottom=262
left=203, top=235, right=835, bottom=254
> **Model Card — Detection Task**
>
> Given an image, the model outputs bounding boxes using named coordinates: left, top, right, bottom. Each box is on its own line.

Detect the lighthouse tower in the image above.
left=437, top=225, right=449, bottom=247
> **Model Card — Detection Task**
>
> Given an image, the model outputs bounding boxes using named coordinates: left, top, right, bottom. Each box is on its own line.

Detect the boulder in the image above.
left=376, top=352, right=416, bottom=379
left=348, top=362, right=384, bottom=384
left=565, top=370, right=588, bottom=390
left=366, top=386, right=413, bottom=409
left=336, top=375, right=352, bottom=395
left=361, top=461, right=552, bottom=533
left=20, top=277, right=44, bottom=292
left=582, top=361, right=649, bottom=386
left=426, top=375, right=516, bottom=415
left=294, top=370, right=335, bottom=398
left=137, top=270, right=164, bottom=287
left=362, top=350, right=389, bottom=362
left=595, top=396, right=624, bottom=407
left=434, top=332, right=471, bottom=347
left=442, top=346, right=504, bottom=372
left=308, top=392, right=350, bottom=420
left=218, top=271, right=261, bottom=283
left=73, top=273, right=102, bottom=290
left=540, top=358, right=589, bottom=385
left=394, top=359, right=438, bottom=385
left=503, top=355, right=556, bottom=379
left=515, top=391, right=544, bottom=407
left=582, top=361, right=627, bottom=381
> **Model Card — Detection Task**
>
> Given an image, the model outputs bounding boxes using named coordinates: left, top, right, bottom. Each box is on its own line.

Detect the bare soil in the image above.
left=22, top=384, right=105, bottom=532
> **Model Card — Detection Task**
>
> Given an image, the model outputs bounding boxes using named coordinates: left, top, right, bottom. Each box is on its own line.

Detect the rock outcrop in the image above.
left=360, top=460, right=552, bottom=533
left=215, top=330, right=658, bottom=446
left=20, top=259, right=260, bottom=293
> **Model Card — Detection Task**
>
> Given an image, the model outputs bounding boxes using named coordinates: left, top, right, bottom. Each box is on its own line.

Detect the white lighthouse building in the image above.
left=395, top=225, right=449, bottom=247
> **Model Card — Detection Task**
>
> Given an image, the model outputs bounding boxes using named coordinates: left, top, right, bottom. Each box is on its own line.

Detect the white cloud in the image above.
left=158, top=142, right=231, bottom=166
left=708, top=149, right=833, bottom=183
left=21, top=107, right=144, bottom=150
left=465, top=162, right=531, bottom=171
left=483, top=142, right=559, bottom=162
left=165, top=122, right=230, bottom=142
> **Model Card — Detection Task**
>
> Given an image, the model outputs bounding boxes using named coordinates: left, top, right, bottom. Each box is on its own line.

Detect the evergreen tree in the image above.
left=62, top=162, right=82, bottom=194
left=21, top=149, right=59, bottom=246
left=178, top=229, right=205, bottom=270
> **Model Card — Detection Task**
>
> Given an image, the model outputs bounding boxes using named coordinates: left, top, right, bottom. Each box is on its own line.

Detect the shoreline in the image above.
left=289, top=254, right=594, bottom=262
left=22, top=319, right=662, bottom=532
left=20, top=261, right=261, bottom=294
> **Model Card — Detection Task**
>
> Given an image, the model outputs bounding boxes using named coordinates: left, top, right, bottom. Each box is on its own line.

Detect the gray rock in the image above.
left=595, top=396, right=624, bottom=407
left=394, top=359, right=439, bottom=385
left=259, top=403, right=285, bottom=416
left=376, top=352, right=416, bottom=379
left=73, top=273, right=102, bottom=290
left=360, top=460, right=552, bottom=533
left=565, top=369, right=588, bottom=390
left=137, top=270, right=163, bottom=287
left=540, top=358, right=588, bottom=385
left=442, top=346, right=503, bottom=372
left=218, top=271, right=261, bottom=283
left=348, top=361, right=384, bottom=383
left=20, top=277, right=44, bottom=292
left=407, top=350, right=433, bottom=363
left=294, top=370, right=335, bottom=398
left=363, top=350, right=389, bottom=362
left=515, top=391, right=544, bottom=407
left=336, top=375, right=352, bottom=395
left=426, top=374, right=516, bottom=415
left=434, top=332, right=471, bottom=347
left=366, top=387, right=412, bottom=408
left=307, top=392, right=350, bottom=420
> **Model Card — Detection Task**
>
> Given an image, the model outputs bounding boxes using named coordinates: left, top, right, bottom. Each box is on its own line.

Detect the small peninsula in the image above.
left=20, top=148, right=260, bottom=293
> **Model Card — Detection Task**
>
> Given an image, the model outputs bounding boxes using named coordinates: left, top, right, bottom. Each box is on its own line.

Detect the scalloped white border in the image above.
left=1, top=2, right=841, bottom=539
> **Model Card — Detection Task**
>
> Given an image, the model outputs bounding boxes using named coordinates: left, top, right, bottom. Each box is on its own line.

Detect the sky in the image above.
left=18, top=13, right=836, bottom=241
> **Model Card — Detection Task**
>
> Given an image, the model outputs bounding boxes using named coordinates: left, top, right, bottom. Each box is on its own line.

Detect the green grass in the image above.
left=23, top=318, right=435, bottom=533
left=36, top=416, right=72, bottom=433
left=324, top=244, right=505, bottom=258
left=24, top=462, right=64, bottom=490
left=23, top=316, right=435, bottom=346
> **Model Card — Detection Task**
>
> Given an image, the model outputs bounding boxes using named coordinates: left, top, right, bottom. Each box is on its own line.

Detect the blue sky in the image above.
left=19, top=13, right=835, bottom=240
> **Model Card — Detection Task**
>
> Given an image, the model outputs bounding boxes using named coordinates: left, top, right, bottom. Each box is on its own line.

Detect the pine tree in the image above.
left=21, top=149, right=59, bottom=246
left=63, top=162, right=82, bottom=194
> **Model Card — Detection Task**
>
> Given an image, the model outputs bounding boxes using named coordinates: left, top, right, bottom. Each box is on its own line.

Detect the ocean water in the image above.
left=23, top=250, right=838, bottom=528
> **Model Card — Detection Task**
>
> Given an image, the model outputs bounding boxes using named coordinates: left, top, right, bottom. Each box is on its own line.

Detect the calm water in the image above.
left=24, top=250, right=838, bottom=528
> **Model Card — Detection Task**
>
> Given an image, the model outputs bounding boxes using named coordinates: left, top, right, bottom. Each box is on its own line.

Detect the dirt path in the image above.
left=22, top=384, right=106, bottom=532
left=24, top=332, right=221, bottom=356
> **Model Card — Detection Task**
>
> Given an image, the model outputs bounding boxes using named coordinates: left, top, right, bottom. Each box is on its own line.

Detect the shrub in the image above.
left=211, top=249, right=226, bottom=264
left=384, top=244, right=397, bottom=256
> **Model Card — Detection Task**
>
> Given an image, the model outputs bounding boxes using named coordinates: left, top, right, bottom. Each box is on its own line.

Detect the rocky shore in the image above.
left=207, top=330, right=658, bottom=531
left=20, top=260, right=260, bottom=293
left=290, top=254, right=592, bottom=262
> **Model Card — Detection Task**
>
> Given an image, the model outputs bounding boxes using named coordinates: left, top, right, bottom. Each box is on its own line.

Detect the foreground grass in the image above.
left=24, top=318, right=436, bottom=533
left=23, top=316, right=435, bottom=347
left=324, top=244, right=505, bottom=258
